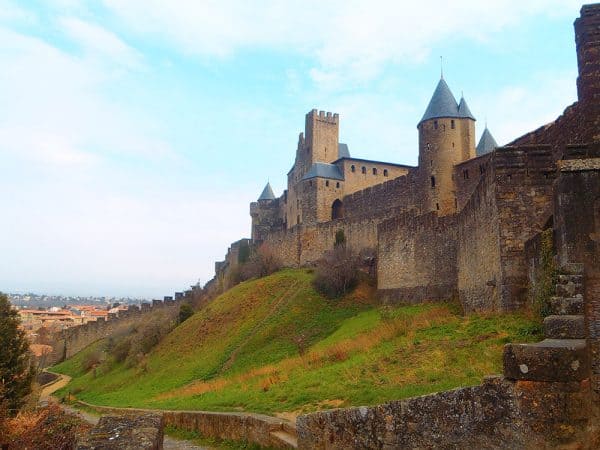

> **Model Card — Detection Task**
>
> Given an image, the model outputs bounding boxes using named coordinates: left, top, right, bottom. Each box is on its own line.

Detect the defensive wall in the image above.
left=45, top=296, right=184, bottom=367
left=296, top=140, right=600, bottom=449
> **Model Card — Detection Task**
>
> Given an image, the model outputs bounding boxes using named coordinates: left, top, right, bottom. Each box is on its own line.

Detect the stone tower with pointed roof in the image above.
left=418, top=77, right=477, bottom=215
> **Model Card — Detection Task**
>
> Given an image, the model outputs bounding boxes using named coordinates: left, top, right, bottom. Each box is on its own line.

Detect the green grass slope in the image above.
left=53, top=269, right=542, bottom=415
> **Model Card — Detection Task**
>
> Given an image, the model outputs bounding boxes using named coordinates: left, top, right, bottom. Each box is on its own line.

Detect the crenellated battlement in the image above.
left=306, top=108, right=339, bottom=124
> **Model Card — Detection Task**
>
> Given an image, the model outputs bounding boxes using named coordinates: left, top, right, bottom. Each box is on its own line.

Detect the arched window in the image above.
left=336, top=182, right=340, bottom=188
left=451, top=119, right=455, bottom=129
left=383, top=169, right=388, bottom=177
left=351, top=165, right=355, bottom=172
left=361, top=166, right=366, bottom=174
left=434, top=120, right=438, bottom=130
left=436, top=203, right=440, bottom=210
left=431, top=176, right=436, bottom=188
left=372, top=168, right=377, bottom=175
left=332, top=199, right=344, bottom=220
left=325, top=180, right=329, bottom=187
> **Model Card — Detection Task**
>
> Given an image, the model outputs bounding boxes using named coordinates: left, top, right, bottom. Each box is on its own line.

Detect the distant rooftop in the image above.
left=476, top=127, right=499, bottom=156
left=258, top=182, right=276, bottom=201
left=419, top=78, right=476, bottom=125
left=301, top=162, right=344, bottom=181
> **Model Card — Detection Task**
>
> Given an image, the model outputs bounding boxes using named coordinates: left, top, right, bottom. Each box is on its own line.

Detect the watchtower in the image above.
left=418, top=77, right=476, bottom=215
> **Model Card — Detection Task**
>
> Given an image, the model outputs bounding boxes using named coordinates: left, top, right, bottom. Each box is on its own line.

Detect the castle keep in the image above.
left=222, top=4, right=600, bottom=317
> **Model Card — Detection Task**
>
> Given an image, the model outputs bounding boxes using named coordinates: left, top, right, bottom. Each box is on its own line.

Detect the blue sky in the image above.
left=0, top=0, right=584, bottom=297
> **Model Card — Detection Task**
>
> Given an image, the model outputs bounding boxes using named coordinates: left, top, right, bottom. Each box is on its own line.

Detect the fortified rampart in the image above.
left=45, top=296, right=184, bottom=367
left=210, top=2, right=600, bottom=318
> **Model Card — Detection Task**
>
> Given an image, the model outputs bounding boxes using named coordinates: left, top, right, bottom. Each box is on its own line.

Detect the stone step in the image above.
left=543, top=315, right=586, bottom=339
left=504, top=339, right=589, bottom=382
left=557, top=274, right=583, bottom=284
left=560, top=263, right=584, bottom=275
left=270, top=430, right=298, bottom=449
left=556, top=282, right=583, bottom=297
left=547, top=296, right=584, bottom=315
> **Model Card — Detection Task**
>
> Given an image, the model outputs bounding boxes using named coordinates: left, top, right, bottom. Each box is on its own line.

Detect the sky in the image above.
left=0, top=0, right=585, bottom=298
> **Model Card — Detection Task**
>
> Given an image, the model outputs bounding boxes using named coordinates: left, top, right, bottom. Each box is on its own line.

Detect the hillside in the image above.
left=52, top=269, right=542, bottom=416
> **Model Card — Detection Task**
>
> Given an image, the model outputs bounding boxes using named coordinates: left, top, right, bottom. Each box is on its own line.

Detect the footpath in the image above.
left=39, top=372, right=209, bottom=450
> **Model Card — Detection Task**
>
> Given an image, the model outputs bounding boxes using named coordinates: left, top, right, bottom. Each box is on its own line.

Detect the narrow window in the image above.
left=361, top=166, right=366, bottom=174
left=463, top=169, right=469, bottom=180
left=455, top=198, right=458, bottom=209
left=452, top=142, right=455, bottom=148
left=309, top=180, right=312, bottom=186
left=451, top=120, right=455, bottom=129
left=436, top=203, right=440, bottom=210
left=372, top=168, right=377, bottom=175
left=434, top=120, right=438, bottom=130
left=336, top=182, right=340, bottom=188
left=383, top=169, right=388, bottom=177
left=325, top=180, right=329, bottom=187
left=427, top=143, right=431, bottom=150
left=430, top=159, right=433, bottom=167
left=297, top=215, right=300, bottom=224
left=431, top=176, right=436, bottom=188
left=351, top=165, right=355, bottom=173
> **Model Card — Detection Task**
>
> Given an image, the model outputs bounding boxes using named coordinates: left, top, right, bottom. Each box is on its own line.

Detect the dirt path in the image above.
left=39, top=372, right=71, bottom=401
left=40, top=372, right=209, bottom=449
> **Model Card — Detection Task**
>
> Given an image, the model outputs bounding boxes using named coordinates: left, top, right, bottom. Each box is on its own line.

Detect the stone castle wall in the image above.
left=377, top=212, right=457, bottom=303
left=46, top=298, right=182, bottom=366
left=456, top=158, right=502, bottom=312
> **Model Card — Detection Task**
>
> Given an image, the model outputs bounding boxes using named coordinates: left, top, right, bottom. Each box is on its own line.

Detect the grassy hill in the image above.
left=52, top=269, right=542, bottom=416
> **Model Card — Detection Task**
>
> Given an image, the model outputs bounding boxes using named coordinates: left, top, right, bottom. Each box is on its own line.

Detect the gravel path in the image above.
left=41, top=372, right=209, bottom=449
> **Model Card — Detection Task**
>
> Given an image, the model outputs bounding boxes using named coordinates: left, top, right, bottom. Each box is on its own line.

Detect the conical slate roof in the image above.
left=420, top=78, right=460, bottom=124
left=476, top=127, right=499, bottom=156
left=458, top=97, right=476, bottom=120
left=258, top=182, right=276, bottom=201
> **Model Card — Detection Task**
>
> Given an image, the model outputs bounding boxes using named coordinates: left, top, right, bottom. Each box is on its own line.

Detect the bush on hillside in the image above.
left=108, top=309, right=177, bottom=367
left=178, top=303, right=194, bottom=324
left=82, top=351, right=102, bottom=373
left=0, top=292, right=34, bottom=415
left=313, top=247, right=359, bottom=298
left=241, top=244, right=282, bottom=279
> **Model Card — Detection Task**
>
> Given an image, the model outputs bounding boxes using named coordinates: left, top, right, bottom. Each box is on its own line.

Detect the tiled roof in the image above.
left=301, top=163, right=344, bottom=181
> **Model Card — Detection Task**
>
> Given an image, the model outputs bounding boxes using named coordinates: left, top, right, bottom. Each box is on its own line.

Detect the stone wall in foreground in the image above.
left=297, top=376, right=598, bottom=449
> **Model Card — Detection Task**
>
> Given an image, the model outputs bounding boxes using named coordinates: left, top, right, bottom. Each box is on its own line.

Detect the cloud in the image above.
left=58, top=17, right=143, bottom=69
left=101, top=0, right=582, bottom=86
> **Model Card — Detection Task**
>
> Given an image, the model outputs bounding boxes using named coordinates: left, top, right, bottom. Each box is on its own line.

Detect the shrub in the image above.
left=241, top=244, right=282, bottom=280
left=82, top=351, right=102, bottom=373
left=2, top=404, right=91, bottom=450
left=110, top=336, right=132, bottom=363
left=178, top=303, right=194, bottom=324
left=334, top=229, right=346, bottom=247
left=313, top=247, right=359, bottom=298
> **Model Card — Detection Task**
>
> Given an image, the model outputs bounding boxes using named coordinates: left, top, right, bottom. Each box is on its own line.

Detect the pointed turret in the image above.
left=419, top=78, right=461, bottom=125
left=476, top=127, right=499, bottom=156
left=458, top=96, right=476, bottom=121
left=258, top=182, right=276, bottom=201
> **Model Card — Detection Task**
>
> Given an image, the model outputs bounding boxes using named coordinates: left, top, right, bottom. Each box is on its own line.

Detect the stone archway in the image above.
left=332, top=199, right=344, bottom=220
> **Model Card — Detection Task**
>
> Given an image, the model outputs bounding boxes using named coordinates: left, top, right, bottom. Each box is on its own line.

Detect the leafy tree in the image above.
left=0, top=293, right=33, bottom=414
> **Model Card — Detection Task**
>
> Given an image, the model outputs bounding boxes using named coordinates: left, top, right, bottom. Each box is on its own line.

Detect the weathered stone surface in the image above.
left=548, top=296, right=584, bottom=315
left=504, top=339, right=589, bottom=382
left=297, top=377, right=525, bottom=449
left=544, top=315, right=586, bottom=339
left=76, top=402, right=295, bottom=450
left=76, top=414, right=164, bottom=450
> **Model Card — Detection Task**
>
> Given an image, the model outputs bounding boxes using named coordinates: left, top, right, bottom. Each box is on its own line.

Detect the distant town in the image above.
left=8, top=292, right=148, bottom=309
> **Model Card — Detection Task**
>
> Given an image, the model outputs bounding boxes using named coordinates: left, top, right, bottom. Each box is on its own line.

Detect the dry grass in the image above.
left=1, top=404, right=91, bottom=450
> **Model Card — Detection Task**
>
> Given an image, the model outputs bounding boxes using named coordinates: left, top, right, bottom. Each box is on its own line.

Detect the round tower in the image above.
left=418, top=77, right=476, bottom=215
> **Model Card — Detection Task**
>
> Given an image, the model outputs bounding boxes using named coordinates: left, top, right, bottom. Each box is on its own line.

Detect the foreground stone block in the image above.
left=76, top=414, right=164, bottom=450
left=504, top=339, right=589, bottom=382
left=544, top=315, right=586, bottom=339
